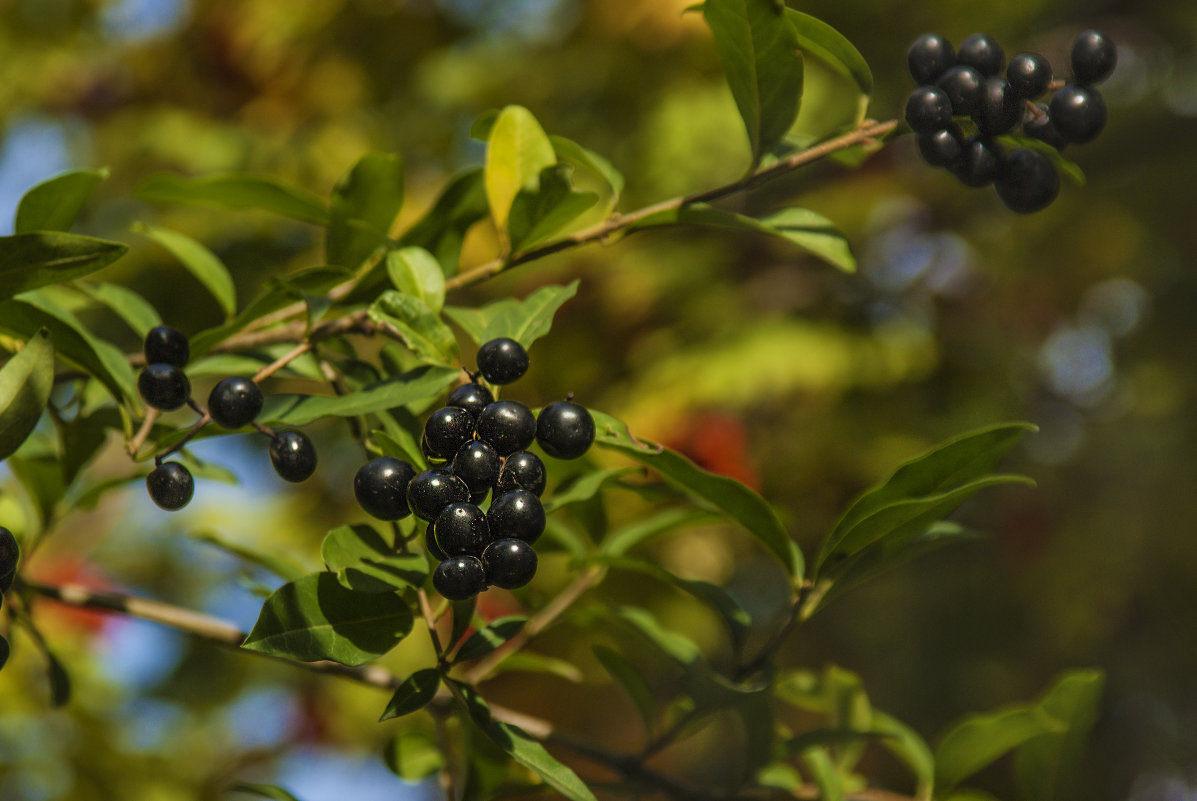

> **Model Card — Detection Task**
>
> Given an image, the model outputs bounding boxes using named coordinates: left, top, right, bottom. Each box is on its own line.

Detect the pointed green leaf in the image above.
left=379, top=668, right=441, bottom=721
left=872, top=709, right=935, bottom=799
left=230, top=784, right=305, bottom=801
left=484, top=106, right=557, bottom=236
left=1014, top=669, right=1105, bottom=801
left=15, top=169, right=107, bottom=234
left=136, top=173, right=329, bottom=224
left=593, top=645, right=656, bottom=734
left=935, top=705, right=1064, bottom=796
left=190, top=530, right=307, bottom=581
left=549, top=135, right=625, bottom=202
left=134, top=223, right=236, bottom=318
left=617, top=605, right=703, bottom=667
left=784, top=10, right=872, bottom=97
left=386, top=247, right=446, bottom=313
left=321, top=523, right=429, bottom=593
left=384, top=730, right=445, bottom=781
left=74, top=281, right=162, bottom=338
left=398, top=168, right=489, bottom=276
left=602, top=507, right=716, bottom=557
left=263, top=365, right=459, bottom=427
left=453, top=616, right=527, bottom=663
left=444, top=280, right=579, bottom=349
left=543, top=467, right=640, bottom=514
left=0, top=233, right=127, bottom=303
left=0, top=329, right=54, bottom=461
left=507, top=165, right=600, bottom=251
left=800, top=747, right=844, bottom=801
left=368, top=290, right=459, bottom=367
left=327, top=152, right=405, bottom=269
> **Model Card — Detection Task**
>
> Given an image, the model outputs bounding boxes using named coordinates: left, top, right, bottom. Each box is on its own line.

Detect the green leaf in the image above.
left=444, top=280, right=579, bottom=349
left=602, top=507, right=716, bottom=556
left=484, top=106, right=557, bottom=236
left=592, top=409, right=803, bottom=580
left=321, top=523, right=429, bottom=593
left=263, top=365, right=459, bottom=427
left=549, top=135, right=625, bottom=201
left=133, top=223, right=236, bottom=319
left=368, top=290, right=460, bottom=367
left=230, top=784, right=305, bottom=801
left=379, top=668, right=441, bottom=721
left=784, top=10, right=873, bottom=97
left=136, top=173, right=329, bottom=225
left=0, top=233, right=127, bottom=303
left=871, top=709, right=935, bottom=798
left=506, top=165, right=599, bottom=252
left=241, top=572, right=414, bottom=666
left=1014, top=669, right=1105, bottom=801
left=784, top=727, right=890, bottom=757
left=189, top=530, right=307, bottom=581
left=74, top=281, right=162, bottom=338
left=593, top=645, right=656, bottom=734
left=371, top=427, right=427, bottom=471
left=934, top=705, right=1064, bottom=796
left=0, top=329, right=54, bottom=462
left=385, top=247, right=446, bottom=313
left=543, top=467, right=640, bottom=514
left=15, top=169, right=107, bottom=234
left=703, top=0, right=804, bottom=166
left=616, top=605, right=703, bottom=666
left=996, top=135, right=1086, bottom=186
left=327, top=152, right=405, bottom=270
left=800, top=747, right=844, bottom=801
left=495, top=651, right=584, bottom=683
left=383, top=730, right=445, bottom=781
left=397, top=168, right=489, bottom=276
left=453, top=616, right=527, bottom=663
left=449, top=597, right=477, bottom=650
left=60, top=407, right=122, bottom=486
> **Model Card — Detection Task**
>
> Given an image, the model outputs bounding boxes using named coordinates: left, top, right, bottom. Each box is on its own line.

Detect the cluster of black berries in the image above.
left=0, top=526, right=14, bottom=669
left=904, top=29, right=1116, bottom=213
left=138, top=326, right=317, bottom=511
left=351, top=337, right=596, bottom=601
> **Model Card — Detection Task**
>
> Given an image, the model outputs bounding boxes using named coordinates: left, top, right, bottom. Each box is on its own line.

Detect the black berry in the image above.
left=434, top=502, right=490, bottom=557
left=917, top=126, right=963, bottom=168
left=996, top=148, right=1060, bottom=214
left=407, top=468, right=470, bottom=521
left=446, top=382, right=495, bottom=419
left=953, top=137, right=1002, bottom=187
left=1006, top=52, right=1053, bottom=99
left=147, top=462, right=194, bottom=511
left=1023, top=106, right=1069, bottom=150
left=138, top=364, right=190, bottom=411
left=904, top=86, right=954, bottom=134
left=269, top=429, right=317, bottom=483
left=354, top=457, right=416, bottom=520
left=433, top=556, right=487, bottom=600
left=487, top=490, right=545, bottom=544
left=977, top=78, right=1021, bottom=136
left=143, top=325, right=189, bottom=368
left=421, top=434, right=445, bottom=464
left=481, top=539, right=538, bottom=590
left=956, top=34, right=1005, bottom=77
left=1071, top=30, right=1116, bottom=85
left=426, top=521, right=448, bottom=561
left=476, top=338, right=529, bottom=385
left=1049, top=84, right=1107, bottom=144
left=476, top=400, right=536, bottom=456
left=469, top=488, right=490, bottom=508
left=936, top=65, right=985, bottom=117
left=423, top=406, right=475, bottom=460
left=208, top=377, right=263, bottom=429
left=451, top=439, right=502, bottom=495
left=907, top=34, right=954, bottom=86
left=0, top=527, right=19, bottom=595
left=495, top=451, right=547, bottom=497
left=536, top=400, right=596, bottom=460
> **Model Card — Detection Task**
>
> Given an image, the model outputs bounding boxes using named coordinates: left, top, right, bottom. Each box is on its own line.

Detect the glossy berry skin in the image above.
left=936, top=66, right=985, bottom=117
left=487, top=490, right=545, bottom=544
left=482, top=539, right=538, bottom=590
left=977, top=78, right=1022, bottom=136
left=451, top=439, right=502, bottom=495
left=423, top=406, right=476, bottom=460
left=408, top=469, right=470, bottom=521
left=953, top=137, right=1002, bottom=187
left=476, top=338, right=529, bottom=385
left=139, top=364, right=190, bottom=411
left=208, top=377, right=263, bottom=429
left=269, top=429, right=317, bottom=482
left=354, top=457, right=416, bottom=520
left=446, top=382, right=494, bottom=419
left=434, top=502, right=490, bottom=557
left=495, top=451, right=547, bottom=497
left=907, top=34, right=954, bottom=85
left=536, top=400, right=596, bottom=460
left=0, top=526, right=19, bottom=595
left=433, top=556, right=487, bottom=600
left=956, top=34, right=1005, bottom=77
left=421, top=434, right=446, bottom=464
left=147, top=462, right=194, bottom=511
left=476, top=400, right=536, bottom=456
left=917, top=126, right=962, bottom=168
left=426, top=521, right=448, bottom=561
left=1071, top=30, right=1116, bottom=85
left=143, top=325, right=189, bottom=368
left=1006, top=52, right=1052, bottom=99
left=1049, top=84, right=1107, bottom=144
left=996, top=148, right=1060, bottom=214
left=1023, top=106, right=1069, bottom=150
left=904, top=87, right=953, bottom=134
left=469, top=488, right=490, bottom=507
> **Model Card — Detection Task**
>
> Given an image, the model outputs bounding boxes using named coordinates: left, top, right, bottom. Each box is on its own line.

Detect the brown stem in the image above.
left=418, top=587, right=447, bottom=662
left=127, top=407, right=160, bottom=456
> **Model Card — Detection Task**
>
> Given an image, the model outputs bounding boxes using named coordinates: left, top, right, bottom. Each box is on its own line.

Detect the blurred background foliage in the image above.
left=0, top=0, right=1194, bottom=799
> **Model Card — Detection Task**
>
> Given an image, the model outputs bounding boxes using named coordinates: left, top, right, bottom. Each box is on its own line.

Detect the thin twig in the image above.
left=127, top=407, right=160, bottom=456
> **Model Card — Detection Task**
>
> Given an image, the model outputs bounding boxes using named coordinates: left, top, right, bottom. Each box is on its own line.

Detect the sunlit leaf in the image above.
left=15, top=169, right=107, bottom=234
left=484, top=105, right=557, bottom=237
left=327, top=152, right=404, bottom=270
left=368, top=290, right=459, bottom=367
left=136, top=173, right=329, bottom=224
left=935, top=704, right=1064, bottom=796
left=262, top=365, right=459, bottom=427
left=444, top=280, right=579, bottom=349
left=385, top=247, right=446, bottom=313
left=74, top=281, right=162, bottom=337
left=784, top=10, right=872, bottom=97
left=0, top=233, right=127, bottom=303
left=549, top=135, right=625, bottom=202
left=134, top=223, right=236, bottom=319
left=0, top=329, right=54, bottom=462
left=321, top=523, right=429, bottom=593
left=507, top=165, right=599, bottom=251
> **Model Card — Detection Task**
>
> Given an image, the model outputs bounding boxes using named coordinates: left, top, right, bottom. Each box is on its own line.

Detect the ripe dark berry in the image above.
left=408, top=469, right=470, bottom=521
left=446, top=382, right=494, bottom=419
left=953, top=137, right=1002, bottom=187
left=1023, top=106, right=1069, bottom=150
left=1006, top=52, right=1053, bottom=99
left=433, top=556, right=487, bottom=600
left=936, top=66, right=985, bottom=117
left=423, top=406, right=475, bottom=460
left=917, top=126, right=963, bottom=168
left=956, top=34, right=1005, bottom=77
left=269, top=429, right=317, bottom=483
left=0, top=527, right=19, bottom=595
left=354, top=457, right=416, bottom=520
left=426, top=521, right=448, bottom=561
left=907, top=34, right=954, bottom=86
left=421, top=434, right=445, bottom=464
left=208, top=377, right=263, bottom=429
left=469, top=488, right=490, bottom=507
left=143, top=325, right=189, bottom=368
left=1071, top=29, right=1116, bottom=85
left=977, top=78, right=1022, bottom=136
left=138, top=364, right=190, bottom=411
left=434, top=502, right=490, bottom=557
left=146, top=462, right=194, bottom=511
left=476, top=338, right=529, bottom=385
left=451, top=439, right=502, bottom=495
left=487, top=490, right=545, bottom=545
left=1049, top=84, right=1107, bottom=144
left=904, top=87, right=953, bottom=134
left=495, top=451, right=547, bottom=497
left=536, top=400, right=596, bottom=460
left=481, top=539, right=538, bottom=590
left=476, top=400, right=536, bottom=456
left=996, top=148, right=1060, bottom=214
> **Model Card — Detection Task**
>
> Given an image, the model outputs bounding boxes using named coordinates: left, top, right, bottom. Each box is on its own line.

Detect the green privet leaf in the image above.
left=629, top=204, right=855, bottom=272
left=593, top=645, right=657, bottom=734
left=543, top=467, right=641, bottom=514
left=263, top=365, right=459, bottom=427
left=327, top=152, right=405, bottom=270
left=398, top=168, right=489, bottom=276
left=0, top=329, right=54, bottom=462
left=871, top=709, right=935, bottom=799
left=368, top=291, right=460, bottom=366
left=321, top=523, right=429, bottom=593
left=756, top=762, right=803, bottom=792
left=506, top=165, right=600, bottom=252
left=703, top=0, right=804, bottom=166
left=449, top=597, right=477, bottom=650
left=800, top=747, right=844, bottom=801
left=496, top=651, right=584, bottom=683
left=601, top=507, right=717, bottom=556
left=616, top=605, right=703, bottom=666
left=190, top=530, right=306, bottom=582
left=371, top=427, right=427, bottom=471
left=136, top=173, right=330, bottom=225
left=592, top=409, right=803, bottom=580
left=0, top=233, right=127, bottom=303
left=549, top=135, right=625, bottom=204
left=934, top=704, right=1064, bottom=796
left=14, top=169, right=108, bottom=234
left=996, top=135, right=1086, bottom=186
left=384, top=730, right=445, bottom=781
left=385, top=247, right=446, bottom=312
left=74, top=282, right=162, bottom=337
left=241, top=572, right=414, bottom=666
left=133, top=223, right=236, bottom=319
left=453, top=616, right=528, bottom=663
left=784, top=10, right=873, bottom=99
left=484, top=105, right=558, bottom=237
left=229, top=784, right=305, bottom=801
left=1014, top=669, right=1106, bottom=801
left=379, top=668, right=441, bottom=721
left=453, top=682, right=600, bottom=801
left=444, top=280, right=579, bottom=349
